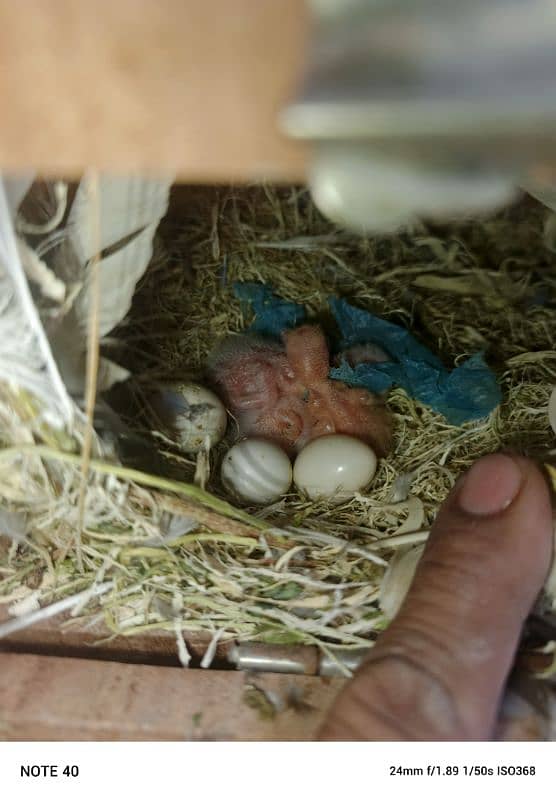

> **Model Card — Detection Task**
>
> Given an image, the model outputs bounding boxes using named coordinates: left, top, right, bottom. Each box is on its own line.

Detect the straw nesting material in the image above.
left=1, top=185, right=555, bottom=663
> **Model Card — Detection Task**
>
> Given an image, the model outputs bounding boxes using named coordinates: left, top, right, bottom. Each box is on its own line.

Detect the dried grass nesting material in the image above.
left=1, top=186, right=556, bottom=662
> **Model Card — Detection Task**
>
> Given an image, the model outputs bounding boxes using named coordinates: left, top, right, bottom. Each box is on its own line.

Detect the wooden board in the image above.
left=0, top=652, right=344, bottom=741
left=0, top=606, right=225, bottom=667
left=0, top=0, right=308, bottom=181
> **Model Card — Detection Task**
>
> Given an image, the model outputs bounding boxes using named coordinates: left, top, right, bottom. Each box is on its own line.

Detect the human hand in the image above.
left=319, top=454, right=554, bottom=740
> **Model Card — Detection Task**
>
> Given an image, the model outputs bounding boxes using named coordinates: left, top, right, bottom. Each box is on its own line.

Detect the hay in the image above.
left=1, top=185, right=555, bottom=663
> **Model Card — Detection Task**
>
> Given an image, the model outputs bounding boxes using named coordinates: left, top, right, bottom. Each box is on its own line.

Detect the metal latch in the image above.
left=282, top=0, right=556, bottom=231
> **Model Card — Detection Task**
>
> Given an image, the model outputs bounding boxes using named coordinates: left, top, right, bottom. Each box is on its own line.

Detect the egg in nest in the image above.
left=150, top=382, right=227, bottom=453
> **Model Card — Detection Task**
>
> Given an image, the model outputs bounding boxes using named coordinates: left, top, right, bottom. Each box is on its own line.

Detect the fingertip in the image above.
left=456, top=453, right=523, bottom=516
left=454, top=455, right=552, bottom=574
left=320, top=453, right=554, bottom=741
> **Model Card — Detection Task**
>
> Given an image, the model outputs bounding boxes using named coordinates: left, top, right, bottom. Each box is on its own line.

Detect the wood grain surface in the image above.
left=0, top=652, right=343, bottom=741
left=0, top=607, right=222, bottom=667
left=0, top=0, right=308, bottom=181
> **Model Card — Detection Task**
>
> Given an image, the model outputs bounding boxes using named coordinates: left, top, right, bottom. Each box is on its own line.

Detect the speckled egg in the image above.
left=221, top=438, right=292, bottom=504
left=293, top=434, right=377, bottom=500
left=151, top=382, right=227, bottom=453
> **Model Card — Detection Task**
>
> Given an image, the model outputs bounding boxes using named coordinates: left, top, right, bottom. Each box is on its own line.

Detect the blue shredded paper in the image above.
left=233, top=283, right=501, bottom=425
left=233, top=282, right=305, bottom=339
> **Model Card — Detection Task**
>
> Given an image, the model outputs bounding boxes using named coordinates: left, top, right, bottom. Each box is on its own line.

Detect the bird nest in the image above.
left=1, top=184, right=555, bottom=669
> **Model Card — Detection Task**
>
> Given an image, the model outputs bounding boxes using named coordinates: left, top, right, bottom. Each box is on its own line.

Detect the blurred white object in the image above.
left=310, top=146, right=516, bottom=233
left=0, top=508, right=28, bottom=543
left=68, top=173, right=171, bottom=338
left=97, top=358, right=131, bottom=393
left=0, top=178, right=74, bottom=426
left=284, top=0, right=556, bottom=231
left=0, top=171, right=172, bottom=454
left=28, top=174, right=172, bottom=399
left=4, top=174, right=34, bottom=218
left=16, top=238, right=66, bottom=303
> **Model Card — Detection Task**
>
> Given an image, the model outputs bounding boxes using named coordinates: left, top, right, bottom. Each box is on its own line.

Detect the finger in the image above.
left=319, top=454, right=554, bottom=740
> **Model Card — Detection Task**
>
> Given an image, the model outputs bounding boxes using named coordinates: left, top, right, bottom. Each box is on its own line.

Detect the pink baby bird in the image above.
left=208, top=325, right=393, bottom=457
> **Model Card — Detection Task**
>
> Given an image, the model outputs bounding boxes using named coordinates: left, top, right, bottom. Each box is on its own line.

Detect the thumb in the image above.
left=319, top=454, right=554, bottom=740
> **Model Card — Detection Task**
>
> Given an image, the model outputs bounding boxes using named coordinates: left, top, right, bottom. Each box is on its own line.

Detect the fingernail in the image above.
left=458, top=454, right=523, bottom=516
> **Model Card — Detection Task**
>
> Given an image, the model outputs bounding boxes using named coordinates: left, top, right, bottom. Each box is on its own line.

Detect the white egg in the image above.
left=221, top=438, right=292, bottom=504
left=152, top=382, right=227, bottom=453
left=549, top=387, right=556, bottom=435
left=293, top=434, right=377, bottom=500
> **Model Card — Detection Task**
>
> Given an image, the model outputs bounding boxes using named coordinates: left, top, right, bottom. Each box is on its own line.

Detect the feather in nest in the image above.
left=16, top=173, right=172, bottom=396
left=0, top=177, right=75, bottom=428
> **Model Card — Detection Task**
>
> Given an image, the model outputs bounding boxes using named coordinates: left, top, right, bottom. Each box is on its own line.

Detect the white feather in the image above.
left=97, top=358, right=131, bottom=391
left=16, top=237, right=66, bottom=302
left=1, top=174, right=171, bottom=414
left=0, top=178, right=74, bottom=426
left=0, top=508, right=28, bottom=542
left=17, top=181, right=68, bottom=235
left=75, top=221, right=160, bottom=337
left=66, top=174, right=171, bottom=339
left=68, top=173, right=171, bottom=263
left=3, top=174, right=35, bottom=218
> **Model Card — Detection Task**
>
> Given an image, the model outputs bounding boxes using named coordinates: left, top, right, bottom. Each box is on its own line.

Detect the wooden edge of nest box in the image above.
left=0, top=652, right=344, bottom=741
left=0, top=0, right=309, bottom=182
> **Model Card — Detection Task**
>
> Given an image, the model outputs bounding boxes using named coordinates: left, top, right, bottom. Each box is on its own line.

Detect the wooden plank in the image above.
left=0, top=0, right=308, bottom=181
left=0, top=606, right=221, bottom=666
left=0, top=652, right=344, bottom=741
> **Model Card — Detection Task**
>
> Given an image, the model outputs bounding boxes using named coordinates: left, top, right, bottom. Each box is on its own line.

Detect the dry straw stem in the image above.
left=1, top=186, right=556, bottom=656
left=76, top=172, right=102, bottom=572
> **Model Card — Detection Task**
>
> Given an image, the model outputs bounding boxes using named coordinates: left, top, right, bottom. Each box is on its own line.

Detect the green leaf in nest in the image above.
left=256, top=626, right=308, bottom=645
left=264, top=581, right=303, bottom=601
